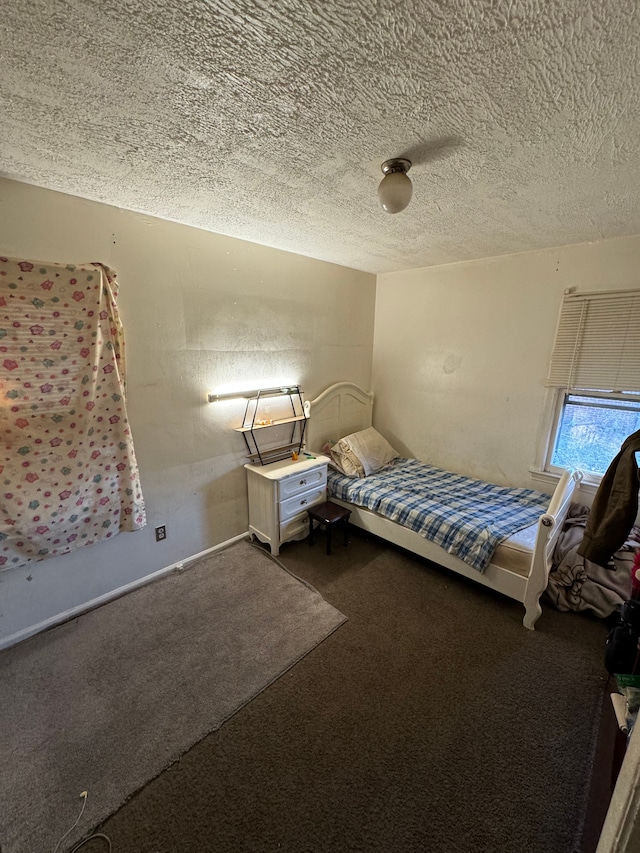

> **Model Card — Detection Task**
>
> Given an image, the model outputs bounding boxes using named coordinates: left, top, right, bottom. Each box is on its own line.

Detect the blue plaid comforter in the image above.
left=327, top=458, right=551, bottom=572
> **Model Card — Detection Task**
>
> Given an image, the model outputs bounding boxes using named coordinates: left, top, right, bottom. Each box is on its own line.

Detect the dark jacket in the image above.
left=578, top=429, right=640, bottom=567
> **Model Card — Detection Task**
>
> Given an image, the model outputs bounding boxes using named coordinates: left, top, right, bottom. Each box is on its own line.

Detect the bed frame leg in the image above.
left=522, top=601, right=542, bottom=630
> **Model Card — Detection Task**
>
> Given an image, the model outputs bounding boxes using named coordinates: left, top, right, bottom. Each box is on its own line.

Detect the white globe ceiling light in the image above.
left=377, top=158, right=413, bottom=213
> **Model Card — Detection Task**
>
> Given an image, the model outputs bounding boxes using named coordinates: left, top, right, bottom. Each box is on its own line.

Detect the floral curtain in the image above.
left=0, top=256, right=146, bottom=570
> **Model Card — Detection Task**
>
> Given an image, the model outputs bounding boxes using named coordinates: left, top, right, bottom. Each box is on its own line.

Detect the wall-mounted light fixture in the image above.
left=207, top=386, right=298, bottom=403
left=377, top=158, right=413, bottom=214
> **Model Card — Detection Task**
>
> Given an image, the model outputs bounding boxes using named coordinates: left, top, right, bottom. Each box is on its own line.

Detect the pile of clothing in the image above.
left=547, top=427, right=640, bottom=618
left=547, top=503, right=638, bottom=618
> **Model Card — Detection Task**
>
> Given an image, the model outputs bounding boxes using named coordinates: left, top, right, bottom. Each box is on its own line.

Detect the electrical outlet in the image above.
left=155, top=525, right=167, bottom=542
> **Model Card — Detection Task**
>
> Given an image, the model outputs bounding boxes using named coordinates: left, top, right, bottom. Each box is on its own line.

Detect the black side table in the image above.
left=307, top=501, right=351, bottom=555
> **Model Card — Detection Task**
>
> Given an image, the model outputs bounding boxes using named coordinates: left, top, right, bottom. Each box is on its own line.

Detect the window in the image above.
left=543, top=289, right=640, bottom=480
left=548, top=391, right=640, bottom=476
left=0, top=256, right=146, bottom=570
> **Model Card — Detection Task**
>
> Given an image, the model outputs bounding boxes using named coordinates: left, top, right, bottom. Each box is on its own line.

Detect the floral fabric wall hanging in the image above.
left=0, top=256, right=146, bottom=569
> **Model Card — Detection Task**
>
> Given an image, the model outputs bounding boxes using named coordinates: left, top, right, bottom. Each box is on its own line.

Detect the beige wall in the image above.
left=373, top=235, right=640, bottom=489
left=0, top=178, right=375, bottom=644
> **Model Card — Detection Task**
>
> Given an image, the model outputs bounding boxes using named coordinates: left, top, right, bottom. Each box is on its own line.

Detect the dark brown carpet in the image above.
left=94, top=529, right=607, bottom=853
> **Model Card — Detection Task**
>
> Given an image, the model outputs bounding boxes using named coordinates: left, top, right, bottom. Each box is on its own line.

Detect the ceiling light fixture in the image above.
left=377, top=158, right=413, bottom=214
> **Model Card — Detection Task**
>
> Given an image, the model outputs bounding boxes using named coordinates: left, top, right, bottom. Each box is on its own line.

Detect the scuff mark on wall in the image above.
left=443, top=354, right=462, bottom=374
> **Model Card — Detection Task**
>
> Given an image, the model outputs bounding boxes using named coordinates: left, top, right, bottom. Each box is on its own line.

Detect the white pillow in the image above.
left=330, top=444, right=366, bottom=477
left=331, top=427, right=398, bottom=477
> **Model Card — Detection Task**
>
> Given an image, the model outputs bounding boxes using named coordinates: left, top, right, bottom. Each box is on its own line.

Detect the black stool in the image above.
left=307, top=501, right=351, bottom=555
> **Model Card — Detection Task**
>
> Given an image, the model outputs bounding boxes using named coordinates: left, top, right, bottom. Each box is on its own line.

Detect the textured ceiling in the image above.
left=1, top=0, right=639, bottom=274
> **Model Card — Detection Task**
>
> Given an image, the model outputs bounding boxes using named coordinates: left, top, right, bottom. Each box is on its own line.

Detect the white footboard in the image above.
left=522, top=469, right=582, bottom=629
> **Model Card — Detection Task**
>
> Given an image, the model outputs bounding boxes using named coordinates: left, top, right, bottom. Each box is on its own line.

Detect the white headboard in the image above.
left=304, top=382, right=374, bottom=453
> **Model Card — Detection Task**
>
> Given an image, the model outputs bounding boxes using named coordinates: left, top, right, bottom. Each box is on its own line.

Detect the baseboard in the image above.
left=0, top=532, right=251, bottom=651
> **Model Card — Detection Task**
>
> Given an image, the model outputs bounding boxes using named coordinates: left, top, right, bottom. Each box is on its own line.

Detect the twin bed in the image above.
left=304, top=382, right=581, bottom=630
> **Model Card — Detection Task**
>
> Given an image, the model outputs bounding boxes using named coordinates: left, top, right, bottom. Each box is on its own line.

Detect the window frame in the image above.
left=542, top=388, right=640, bottom=483
left=542, top=388, right=570, bottom=477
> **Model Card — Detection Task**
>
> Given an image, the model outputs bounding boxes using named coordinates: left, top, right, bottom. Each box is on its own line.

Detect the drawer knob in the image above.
left=301, top=499, right=307, bottom=505
left=299, top=479, right=307, bottom=485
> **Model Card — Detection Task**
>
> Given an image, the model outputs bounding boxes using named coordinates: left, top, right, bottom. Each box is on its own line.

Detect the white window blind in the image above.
left=546, top=289, right=640, bottom=392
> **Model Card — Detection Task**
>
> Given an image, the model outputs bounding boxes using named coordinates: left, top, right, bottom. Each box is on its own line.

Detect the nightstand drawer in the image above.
left=278, top=466, right=327, bottom=501
left=279, top=486, right=326, bottom=522
left=279, top=513, right=311, bottom=544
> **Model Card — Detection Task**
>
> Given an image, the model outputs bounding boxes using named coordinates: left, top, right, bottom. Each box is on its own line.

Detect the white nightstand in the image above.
left=245, top=455, right=329, bottom=555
